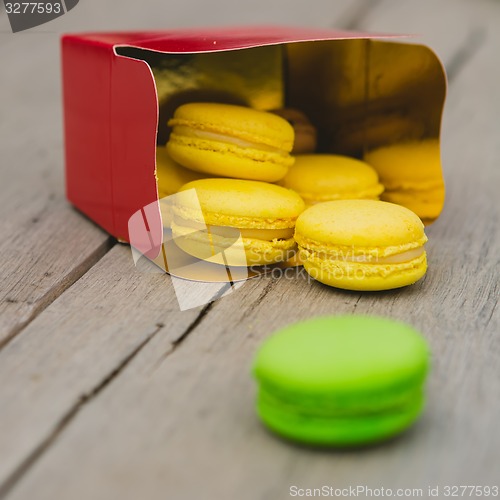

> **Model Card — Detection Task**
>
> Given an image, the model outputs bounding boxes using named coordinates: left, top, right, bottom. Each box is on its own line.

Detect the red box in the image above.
left=61, top=26, right=446, bottom=258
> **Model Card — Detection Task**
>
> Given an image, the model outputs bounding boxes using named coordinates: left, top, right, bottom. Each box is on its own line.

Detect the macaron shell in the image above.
left=253, top=316, right=429, bottom=397
left=302, top=250, right=427, bottom=291
left=177, top=178, right=305, bottom=228
left=257, top=391, right=425, bottom=447
left=382, top=188, right=445, bottom=223
left=167, top=137, right=293, bottom=182
left=364, top=139, right=445, bottom=222
left=168, top=102, right=295, bottom=151
left=295, top=200, right=426, bottom=252
left=282, top=155, right=383, bottom=204
left=364, top=139, right=443, bottom=187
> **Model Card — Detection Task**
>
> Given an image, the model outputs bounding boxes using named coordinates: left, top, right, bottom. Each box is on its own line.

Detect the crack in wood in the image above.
left=242, top=278, right=276, bottom=319
left=0, top=237, right=115, bottom=352
left=171, top=301, right=217, bottom=348
left=150, top=282, right=233, bottom=373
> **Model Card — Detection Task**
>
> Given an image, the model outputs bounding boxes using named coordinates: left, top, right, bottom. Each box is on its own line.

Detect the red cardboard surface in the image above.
left=64, top=26, right=402, bottom=52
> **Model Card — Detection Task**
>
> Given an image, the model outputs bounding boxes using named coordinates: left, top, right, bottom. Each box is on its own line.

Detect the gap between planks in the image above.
left=0, top=237, right=115, bottom=351
left=0, top=321, right=162, bottom=499
left=0, top=261, right=239, bottom=499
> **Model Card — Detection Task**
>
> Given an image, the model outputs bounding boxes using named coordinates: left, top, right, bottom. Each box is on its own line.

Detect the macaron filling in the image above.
left=295, top=231, right=428, bottom=260
left=257, top=392, right=425, bottom=446
left=258, top=386, right=424, bottom=421
left=167, top=132, right=295, bottom=171
left=299, top=246, right=427, bottom=269
left=238, top=226, right=295, bottom=240
left=300, top=250, right=427, bottom=281
left=172, top=218, right=297, bottom=266
left=297, top=185, right=384, bottom=204
left=171, top=126, right=285, bottom=154
left=258, top=381, right=425, bottom=416
left=173, top=215, right=295, bottom=242
left=326, top=246, right=425, bottom=264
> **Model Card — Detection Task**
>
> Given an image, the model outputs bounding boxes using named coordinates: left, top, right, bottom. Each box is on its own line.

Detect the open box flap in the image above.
left=63, top=25, right=406, bottom=53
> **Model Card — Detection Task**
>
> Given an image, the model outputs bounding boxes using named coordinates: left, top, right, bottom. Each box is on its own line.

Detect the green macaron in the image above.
left=252, top=316, right=430, bottom=447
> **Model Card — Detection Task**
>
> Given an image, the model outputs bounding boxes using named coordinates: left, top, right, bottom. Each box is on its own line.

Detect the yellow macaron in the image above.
left=167, top=103, right=295, bottom=182
left=171, top=178, right=305, bottom=266
left=364, top=139, right=445, bottom=224
left=295, top=200, right=428, bottom=291
left=281, top=154, right=384, bottom=206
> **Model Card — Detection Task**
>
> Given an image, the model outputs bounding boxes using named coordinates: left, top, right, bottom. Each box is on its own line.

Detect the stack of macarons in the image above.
left=160, top=103, right=304, bottom=266
left=171, top=179, right=304, bottom=266
left=156, top=101, right=440, bottom=291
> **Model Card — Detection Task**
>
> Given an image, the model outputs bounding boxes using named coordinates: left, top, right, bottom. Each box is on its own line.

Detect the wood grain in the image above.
left=0, top=0, right=498, bottom=499
left=0, top=34, right=112, bottom=347
left=0, top=245, right=222, bottom=494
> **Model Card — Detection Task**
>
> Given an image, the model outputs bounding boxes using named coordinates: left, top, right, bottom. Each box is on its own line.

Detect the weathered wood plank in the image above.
left=1, top=0, right=499, bottom=498
left=4, top=2, right=499, bottom=496
left=0, top=30, right=112, bottom=346
left=0, top=196, right=112, bottom=347
left=0, top=245, right=230, bottom=494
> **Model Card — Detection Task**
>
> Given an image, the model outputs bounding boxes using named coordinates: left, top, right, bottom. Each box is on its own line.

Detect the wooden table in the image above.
left=1, top=1, right=499, bottom=498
